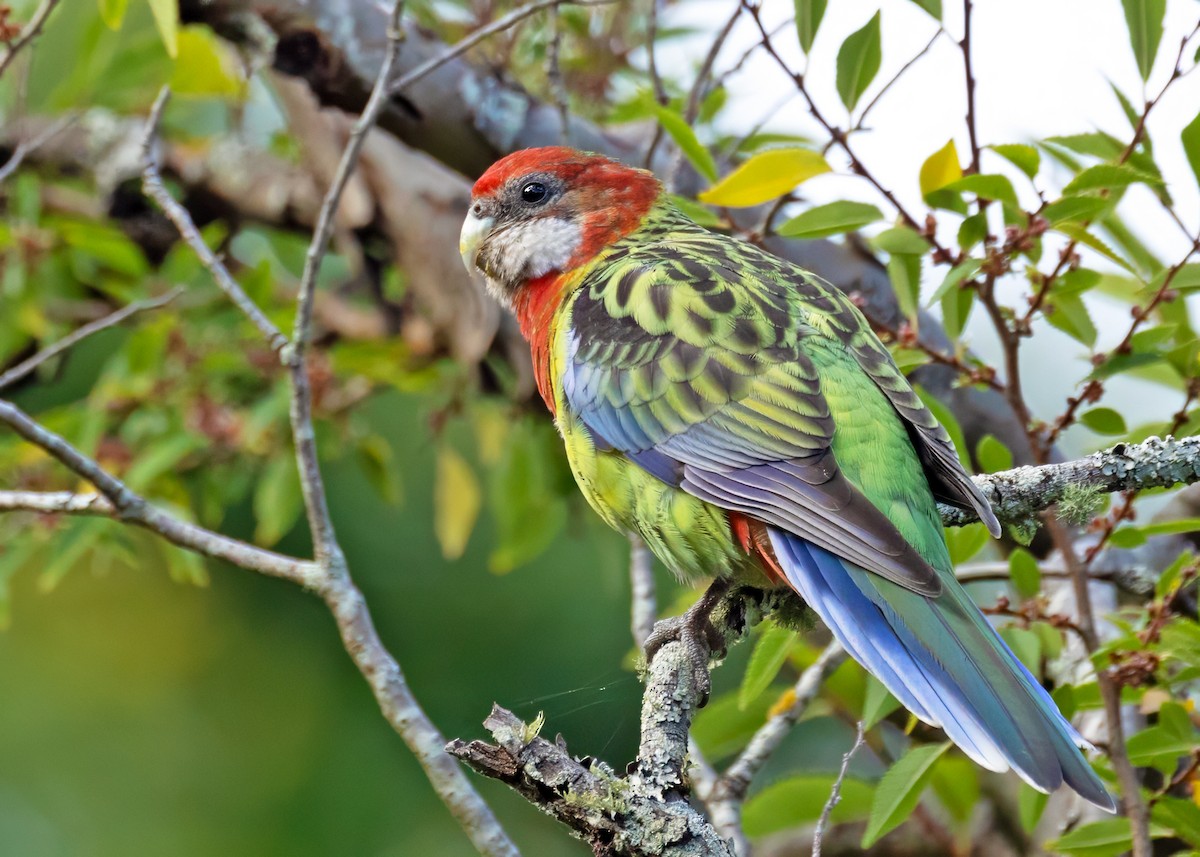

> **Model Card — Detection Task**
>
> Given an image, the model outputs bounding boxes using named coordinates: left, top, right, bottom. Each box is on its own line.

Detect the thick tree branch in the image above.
left=940, top=436, right=1200, bottom=527
left=448, top=706, right=733, bottom=856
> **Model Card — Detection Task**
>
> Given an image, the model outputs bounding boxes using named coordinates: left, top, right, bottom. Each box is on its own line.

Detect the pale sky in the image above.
left=658, top=0, right=1200, bottom=455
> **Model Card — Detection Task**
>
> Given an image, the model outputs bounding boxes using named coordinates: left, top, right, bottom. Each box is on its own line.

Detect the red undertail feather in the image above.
left=729, top=512, right=786, bottom=584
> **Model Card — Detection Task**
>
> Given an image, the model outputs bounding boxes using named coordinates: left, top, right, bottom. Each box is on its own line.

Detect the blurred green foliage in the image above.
left=3, top=0, right=1200, bottom=853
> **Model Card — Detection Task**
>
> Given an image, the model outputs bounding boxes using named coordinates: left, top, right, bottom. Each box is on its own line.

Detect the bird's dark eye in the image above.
left=521, top=181, right=548, bottom=204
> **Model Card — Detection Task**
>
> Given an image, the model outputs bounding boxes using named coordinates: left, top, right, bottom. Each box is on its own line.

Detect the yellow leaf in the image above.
left=169, top=26, right=243, bottom=97
left=919, top=139, right=963, bottom=199
left=147, top=0, right=179, bottom=58
left=699, top=148, right=830, bottom=207
left=434, top=446, right=481, bottom=560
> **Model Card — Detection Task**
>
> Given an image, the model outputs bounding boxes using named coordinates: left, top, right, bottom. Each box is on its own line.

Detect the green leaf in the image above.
left=1047, top=132, right=1126, bottom=161
left=1121, top=0, right=1167, bottom=80
left=669, top=195, right=723, bottom=228
left=98, top=0, right=130, bottom=29
left=872, top=226, right=930, bottom=255
left=692, top=689, right=779, bottom=759
left=744, top=774, right=875, bottom=836
left=1045, top=292, right=1098, bottom=347
left=1063, top=163, right=1162, bottom=195
left=794, top=0, right=828, bottom=54
left=941, top=285, right=975, bottom=341
left=147, top=0, right=180, bottom=58
left=253, top=455, right=303, bottom=546
left=930, top=754, right=978, bottom=822
left=1018, top=783, right=1050, bottom=833
left=356, top=434, right=402, bottom=505
left=835, top=11, right=883, bottom=113
left=698, top=148, right=829, bottom=207
left=739, top=626, right=797, bottom=710
left=862, top=675, right=900, bottom=729
left=1043, top=195, right=1113, bottom=226
left=776, top=200, right=883, bottom=238
left=1126, top=722, right=1195, bottom=766
left=434, top=445, right=482, bottom=560
left=943, top=174, right=1019, bottom=207
left=887, top=253, right=922, bottom=324
left=1000, top=626, right=1042, bottom=676
left=1079, top=407, right=1127, bottom=435
left=1009, top=548, right=1042, bottom=600
left=957, top=212, right=988, bottom=251
left=650, top=103, right=717, bottom=183
left=906, top=0, right=941, bottom=19
left=1182, top=111, right=1200, bottom=190
left=1049, top=817, right=1134, bottom=857
left=920, top=139, right=963, bottom=200
left=862, top=742, right=952, bottom=847
left=976, top=434, right=1013, bottom=473
left=991, top=144, right=1040, bottom=179
left=946, top=523, right=989, bottom=566
left=1152, top=797, right=1200, bottom=847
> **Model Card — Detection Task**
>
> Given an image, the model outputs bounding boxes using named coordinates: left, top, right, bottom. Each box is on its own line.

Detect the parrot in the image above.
left=458, top=145, right=1114, bottom=810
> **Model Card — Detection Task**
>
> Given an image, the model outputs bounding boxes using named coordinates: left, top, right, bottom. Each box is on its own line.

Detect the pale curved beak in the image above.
left=459, top=211, right=495, bottom=275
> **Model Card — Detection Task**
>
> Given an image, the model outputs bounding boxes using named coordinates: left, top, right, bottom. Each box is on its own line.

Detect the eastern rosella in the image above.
left=459, top=146, right=1114, bottom=809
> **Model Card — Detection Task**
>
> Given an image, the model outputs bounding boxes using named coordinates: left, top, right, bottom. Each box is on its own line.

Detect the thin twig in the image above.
left=545, top=4, right=570, bottom=143
left=290, top=0, right=410, bottom=562
left=959, top=0, right=980, bottom=173
left=140, top=89, right=289, bottom=354
left=0, top=404, right=317, bottom=584
left=386, top=0, right=616, bottom=97
left=0, top=288, right=181, bottom=391
left=813, top=721, right=866, bottom=857
left=0, top=0, right=61, bottom=79
left=0, top=113, right=73, bottom=183
left=741, top=1, right=956, bottom=262
left=715, top=641, right=846, bottom=804
left=854, top=28, right=944, bottom=131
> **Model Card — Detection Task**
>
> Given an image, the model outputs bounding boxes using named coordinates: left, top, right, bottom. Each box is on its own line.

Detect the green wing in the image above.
left=562, top=219, right=997, bottom=594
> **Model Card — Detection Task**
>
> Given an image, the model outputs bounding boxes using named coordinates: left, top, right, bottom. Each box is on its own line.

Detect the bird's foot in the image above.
left=643, top=578, right=734, bottom=706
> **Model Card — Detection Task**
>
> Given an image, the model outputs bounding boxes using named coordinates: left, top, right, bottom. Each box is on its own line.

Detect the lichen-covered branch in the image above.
left=940, top=436, right=1200, bottom=527
left=449, top=706, right=733, bottom=857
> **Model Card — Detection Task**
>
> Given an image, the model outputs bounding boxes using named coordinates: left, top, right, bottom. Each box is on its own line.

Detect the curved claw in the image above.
left=642, top=579, right=733, bottom=706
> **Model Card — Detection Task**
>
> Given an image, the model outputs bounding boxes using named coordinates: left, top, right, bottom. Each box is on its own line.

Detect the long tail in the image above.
left=769, top=530, right=1115, bottom=811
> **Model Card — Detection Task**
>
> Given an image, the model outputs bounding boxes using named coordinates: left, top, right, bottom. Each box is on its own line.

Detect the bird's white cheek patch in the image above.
left=484, top=217, right=581, bottom=296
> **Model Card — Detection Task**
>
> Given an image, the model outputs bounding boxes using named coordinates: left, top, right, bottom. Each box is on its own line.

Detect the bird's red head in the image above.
left=459, top=147, right=661, bottom=304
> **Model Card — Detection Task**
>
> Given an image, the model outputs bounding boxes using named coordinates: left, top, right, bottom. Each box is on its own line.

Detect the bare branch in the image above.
left=0, top=288, right=181, bottom=392
left=959, top=0, right=980, bottom=173
left=0, top=113, right=72, bottom=183
left=812, top=721, right=866, bottom=857
left=718, top=641, right=846, bottom=804
left=0, top=0, right=61, bottom=79
left=386, top=0, right=618, bottom=98
left=0, top=408, right=317, bottom=584
left=630, top=536, right=657, bottom=647
left=139, top=89, right=290, bottom=354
